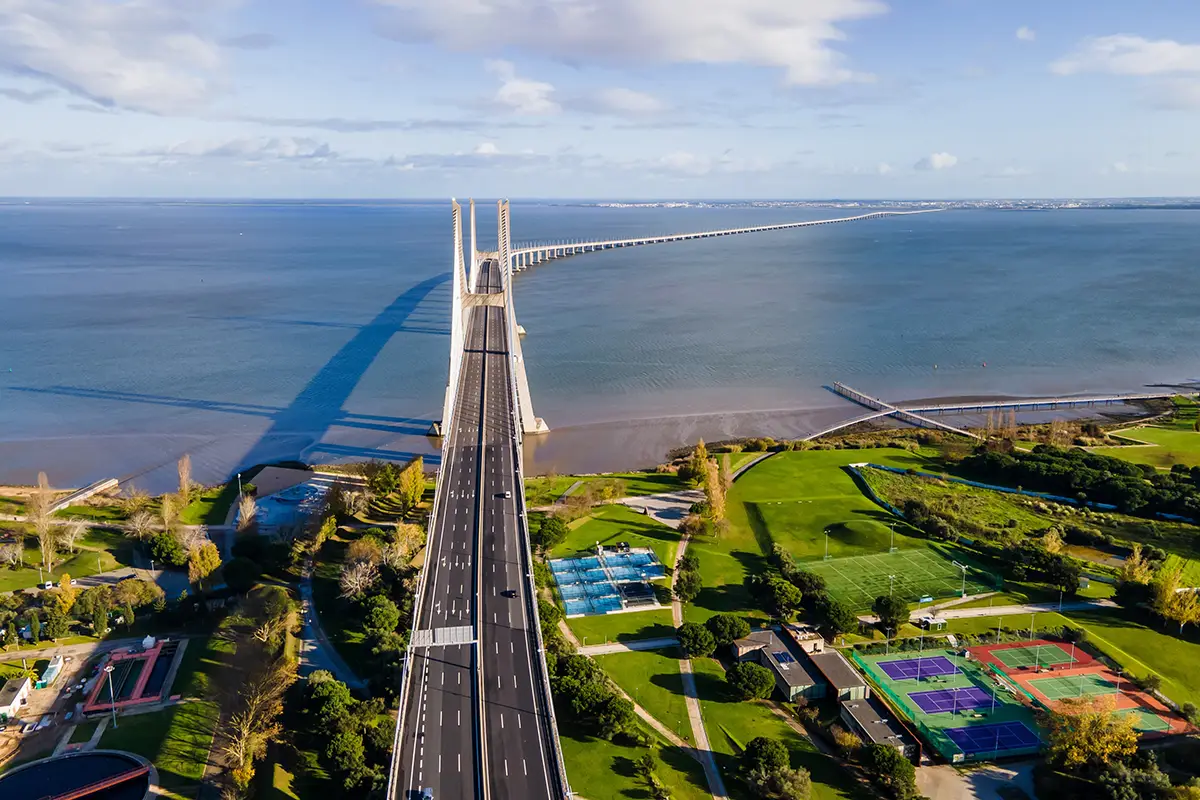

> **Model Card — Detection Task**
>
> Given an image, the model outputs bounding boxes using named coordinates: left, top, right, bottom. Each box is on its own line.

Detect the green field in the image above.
left=0, top=540, right=127, bottom=594
left=558, top=723, right=711, bottom=800
left=68, top=720, right=100, bottom=744
left=594, top=648, right=692, bottom=742
left=681, top=447, right=938, bottom=627
left=807, top=548, right=999, bottom=611
left=690, top=656, right=868, bottom=800
left=98, top=700, right=219, bottom=793
left=851, top=648, right=1041, bottom=761
left=1094, top=426, right=1200, bottom=470
left=179, top=483, right=239, bottom=526
left=567, top=608, right=676, bottom=645
left=551, top=504, right=680, bottom=570
left=524, top=476, right=579, bottom=507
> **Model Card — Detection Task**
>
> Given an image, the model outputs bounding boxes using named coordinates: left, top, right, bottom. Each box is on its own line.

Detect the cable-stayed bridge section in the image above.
left=391, top=201, right=928, bottom=800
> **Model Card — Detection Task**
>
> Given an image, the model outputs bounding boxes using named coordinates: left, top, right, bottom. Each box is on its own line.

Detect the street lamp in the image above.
left=888, top=575, right=895, bottom=597
left=237, top=472, right=243, bottom=497
left=889, top=523, right=897, bottom=553
left=104, top=665, right=118, bottom=729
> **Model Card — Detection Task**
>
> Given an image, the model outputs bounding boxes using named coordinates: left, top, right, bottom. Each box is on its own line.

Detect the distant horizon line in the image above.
left=2, top=195, right=1199, bottom=204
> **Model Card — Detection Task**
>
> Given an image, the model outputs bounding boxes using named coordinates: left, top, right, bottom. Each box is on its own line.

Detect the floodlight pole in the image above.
left=889, top=574, right=895, bottom=597
left=1030, top=613, right=1036, bottom=642
left=104, top=664, right=118, bottom=729
left=890, top=523, right=896, bottom=553
left=824, top=529, right=830, bottom=560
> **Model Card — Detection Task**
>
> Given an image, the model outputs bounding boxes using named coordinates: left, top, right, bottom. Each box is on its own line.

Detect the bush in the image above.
left=726, top=662, right=776, bottom=700
left=742, top=736, right=788, bottom=774
left=861, top=742, right=916, bottom=799
left=150, top=531, right=187, bottom=567
left=361, top=595, right=400, bottom=639
left=223, top=556, right=262, bottom=594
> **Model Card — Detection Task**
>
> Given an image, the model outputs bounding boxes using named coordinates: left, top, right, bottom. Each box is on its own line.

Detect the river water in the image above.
left=2, top=200, right=1198, bottom=491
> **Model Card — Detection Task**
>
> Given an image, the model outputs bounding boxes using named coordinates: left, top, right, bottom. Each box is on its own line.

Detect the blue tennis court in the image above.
left=910, top=687, right=994, bottom=714
left=878, top=655, right=960, bottom=681
left=946, top=721, right=1040, bottom=755
left=550, top=547, right=667, bottom=616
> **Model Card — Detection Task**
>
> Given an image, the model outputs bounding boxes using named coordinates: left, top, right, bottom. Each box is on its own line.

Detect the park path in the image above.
left=857, top=598, right=1118, bottom=626
left=299, top=562, right=367, bottom=690
left=607, top=683, right=693, bottom=751
left=577, top=637, right=680, bottom=656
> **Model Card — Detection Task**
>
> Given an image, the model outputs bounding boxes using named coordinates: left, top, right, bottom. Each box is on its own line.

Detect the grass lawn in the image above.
left=0, top=545, right=127, bottom=593
left=682, top=447, right=938, bottom=628
left=179, top=483, right=239, bottom=526
left=99, top=700, right=219, bottom=793
left=594, top=648, right=692, bottom=742
left=525, top=476, right=580, bottom=507
left=690, top=656, right=867, bottom=800
left=568, top=609, right=677, bottom=645
left=1093, top=426, right=1200, bottom=470
left=558, top=722, right=710, bottom=800
left=861, top=467, right=1048, bottom=537
left=54, top=504, right=127, bottom=523
left=68, top=720, right=100, bottom=744
left=551, top=504, right=680, bottom=571
left=0, top=496, right=25, bottom=516
left=173, top=633, right=236, bottom=699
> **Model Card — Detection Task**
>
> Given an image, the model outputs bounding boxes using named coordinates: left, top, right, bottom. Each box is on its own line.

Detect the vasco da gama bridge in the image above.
left=387, top=200, right=934, bottom=800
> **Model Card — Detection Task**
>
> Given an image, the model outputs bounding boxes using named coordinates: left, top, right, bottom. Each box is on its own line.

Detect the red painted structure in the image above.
left=81, top=642, right=164, bottom=714
left=34, top=764, right=150, bottom=800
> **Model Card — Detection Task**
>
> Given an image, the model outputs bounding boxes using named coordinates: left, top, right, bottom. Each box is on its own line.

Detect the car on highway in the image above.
left=501, top=589, right=517, bottom=598
left=421, top=789, right=433, bottom=799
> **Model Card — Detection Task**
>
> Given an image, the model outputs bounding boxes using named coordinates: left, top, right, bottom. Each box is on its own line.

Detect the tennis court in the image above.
left=851, top=648, right=1044, bottom=762
left=805, top=548, right=998, bottom=610
left=910, top=687, right=994, bottom=714
left=946, top=721, right=1041, bottom=756
left=1029, top=673, right=1118, bottom=701
left=878, top=655, right=960, bottom=681
left=991, top=643, right=1078, bottom=670
left=1119, top=707, right=1172, bottom=733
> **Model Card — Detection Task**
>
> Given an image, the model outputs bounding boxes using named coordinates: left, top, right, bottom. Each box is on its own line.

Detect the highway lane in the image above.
left=394, top=285, right=488, bottom=799
left=393, top=258, right=561, bottom=799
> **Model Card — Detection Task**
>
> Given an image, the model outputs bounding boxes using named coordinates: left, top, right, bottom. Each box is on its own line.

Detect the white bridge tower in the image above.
left=432, top=198, right=548, bottom=437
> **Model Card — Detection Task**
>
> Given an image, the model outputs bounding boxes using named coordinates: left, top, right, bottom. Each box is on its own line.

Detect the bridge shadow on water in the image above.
left=11, top=273, right=450, bottom=479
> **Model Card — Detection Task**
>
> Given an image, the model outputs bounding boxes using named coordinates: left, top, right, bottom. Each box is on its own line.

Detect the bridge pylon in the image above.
left=430, top=199, right=468, bottom=437
left=499, top=200, right=549, bottom=436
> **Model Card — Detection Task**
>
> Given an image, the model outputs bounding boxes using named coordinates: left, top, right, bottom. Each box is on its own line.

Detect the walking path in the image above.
left=608, top=683, right=693, bottom=751
left=577, top=637, right=680, bottom=656
left=299, top=562, right=367, bottom=690
left=0, top=635, right=150, bottom=662
left=857, top=598, right=1118, bottom=626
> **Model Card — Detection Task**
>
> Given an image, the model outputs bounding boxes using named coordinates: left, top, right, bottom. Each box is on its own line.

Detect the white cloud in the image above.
left=1112, top=161, right=1130, bottom=173
left=914, top=152, right=958, bottom=171
left=374, top=0, right=886, bottom=86
left=485, top=60, right=560, bottom=115
left=128, top=137, right=336, bottom=162
left=0, top=0, right=226, bottom=113
left=876, top=162, right=893, bottom=175
left=1016, top=26, right=1036, bottom=42
left=1052, top=35, right=1200, bottom=76
left=594, top=87, right=664, bottom=115
left=474, top=142, right=500, bottom=156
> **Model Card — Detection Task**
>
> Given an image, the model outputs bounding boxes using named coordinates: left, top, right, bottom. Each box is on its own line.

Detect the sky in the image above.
left=2, top=0, right=1199, bottom=199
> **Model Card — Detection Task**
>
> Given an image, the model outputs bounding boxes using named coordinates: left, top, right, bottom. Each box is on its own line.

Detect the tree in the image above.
left=151, top=531, right=187, bottom=566
left=742, top=736, right=788, bottom=774
left=873, top=595, right=909, bottom=634
left=0, top=542, right=22, bottom=569
left=237, top=493, right=259, bottom=534
left=54, top=574, right=78, bottom=614
left=92, top=607, right=108, bottom=635
left=1119, top=543, right=1154, bottom=585
left=535, top=515, right=570, bottom=551
left=787, top=570, right=827, bottom=601
left=1044, top=695, right=1139, bottom=770
left=45, top=607, right=70, bottom=640
left=339, top=560, right=380, bottom=599
left=188, top=542, right=221, bottom=588
left=398, top=457, right=425, bottom=513
left=59, top=519, right=87, bottom=554
left=75, top=585, right=113, bottom=619
left=861, top=743, right=917, bottom=799
left=4, top=622, right=16, bottom=650
left=704, top=459, right=726, bottom=520
left=393, top=522, right=425, bottom=559
left=727, top=661, right=776, bottom=700
left=677, top=622, right=717, bottom=657
left=122, top=602, right=135, bottom=629
left=675, top=567, right=703, bottom=603
left=706, top=613, right=751, bottom=648
left=31, top=471, right=57, bottom=572
left=362, top=596, right=401, bottom=639
left=747, top=765, right=812, bottom=800
left=125, top=510, right=157, bottom=541
left=767, top=577, right=803, bottom=619
left=225, top=557, right=262, bottom=594
left=177, top=454, right=192, bottom=506
left=114, top=577, right=164, bottom=608
left=818, top=597, right=859, bottom=637
left=368, top=462, right=401, bottom=496
left=160, top=493, right=176, bottom=533
left=28, top=613, right=40, bottom=644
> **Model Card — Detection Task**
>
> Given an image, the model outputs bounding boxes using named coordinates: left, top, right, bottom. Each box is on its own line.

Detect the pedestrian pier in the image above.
left=830, top=382, right=980, bottom=439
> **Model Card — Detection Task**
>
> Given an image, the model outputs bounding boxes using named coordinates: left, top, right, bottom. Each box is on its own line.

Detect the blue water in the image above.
left=3, top=199, right=1200, bottom=491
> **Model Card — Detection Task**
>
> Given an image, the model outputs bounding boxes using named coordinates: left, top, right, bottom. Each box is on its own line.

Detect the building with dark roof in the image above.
left=806, top=649, right=869, bottom=701
left=840, top=696, right=918, bottom=759
left=730, top=629, right=826, bottom=702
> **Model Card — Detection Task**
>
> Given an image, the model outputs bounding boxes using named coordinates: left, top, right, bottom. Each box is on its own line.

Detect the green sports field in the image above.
left=805, top=548, right=999, bottom=611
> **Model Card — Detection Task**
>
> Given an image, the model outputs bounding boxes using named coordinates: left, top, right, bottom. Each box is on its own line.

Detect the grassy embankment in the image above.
left=1091, top=396, right=1200, bottom=469
left=0, top=525, right=131, bottom=594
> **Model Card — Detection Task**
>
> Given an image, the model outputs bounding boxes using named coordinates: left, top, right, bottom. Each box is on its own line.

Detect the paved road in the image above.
left=857, top=598, right=1118, bottom=626
left=576, top=637, right=681, bottom=656
left=392, top=260, right=559, bottom=800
